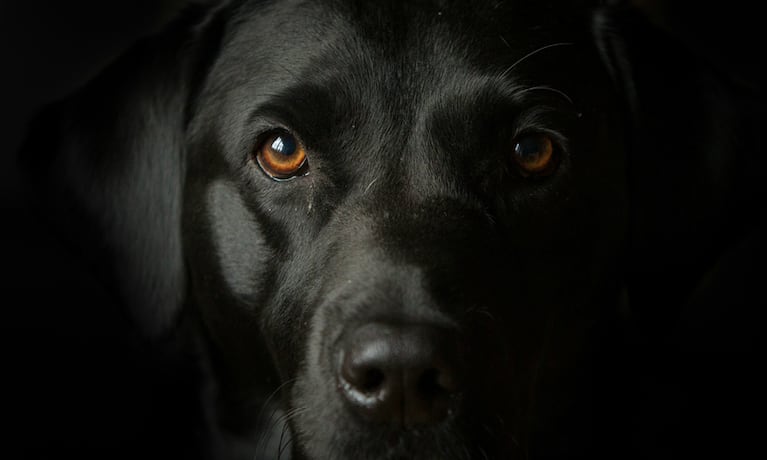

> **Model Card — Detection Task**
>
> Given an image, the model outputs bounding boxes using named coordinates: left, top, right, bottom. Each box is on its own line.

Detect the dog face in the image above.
left=180, top=1, right=627, bottom=458
left=20, top=0, right=762, bottom=458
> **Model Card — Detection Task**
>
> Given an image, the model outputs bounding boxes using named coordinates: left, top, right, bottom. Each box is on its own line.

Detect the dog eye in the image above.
left=254, top=131, right=308, bottom=180
left=511, top=134, right=558, bottom=176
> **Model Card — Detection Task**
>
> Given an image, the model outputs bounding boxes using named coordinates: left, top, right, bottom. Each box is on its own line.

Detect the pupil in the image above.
left=516, top=137, right=541, bottom=160
left=271, top=134, right=296, bottom=156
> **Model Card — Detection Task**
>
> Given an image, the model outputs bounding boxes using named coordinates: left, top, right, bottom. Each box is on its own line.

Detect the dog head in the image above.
left=182, top=1, right=627, bottom=458
left=19, top=1, right=752, bottom=459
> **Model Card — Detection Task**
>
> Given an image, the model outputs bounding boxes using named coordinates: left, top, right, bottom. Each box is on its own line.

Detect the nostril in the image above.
left=417, top=368, right=446, bottom=397
left=422, top=364, right=461, bottom=395
left=360, top=368, right=385, bottom=393
left=342, top=363, right=386, bottom=394
left=339, top=349, right=390, bottom=400
left=336, top=322, right=463, bottom=426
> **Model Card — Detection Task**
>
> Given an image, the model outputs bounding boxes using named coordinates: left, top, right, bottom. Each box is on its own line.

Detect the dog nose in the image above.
left=336, top=322, right=462, bottom=426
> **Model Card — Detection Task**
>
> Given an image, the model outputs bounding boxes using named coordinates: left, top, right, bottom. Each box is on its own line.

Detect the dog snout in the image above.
left=335, top=322, right=463, bottom=427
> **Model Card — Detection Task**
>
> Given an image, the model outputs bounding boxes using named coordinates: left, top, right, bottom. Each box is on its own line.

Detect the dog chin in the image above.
left=288, top=394, right=504, bottom=460
left=291, top=422, right=484, bottom=460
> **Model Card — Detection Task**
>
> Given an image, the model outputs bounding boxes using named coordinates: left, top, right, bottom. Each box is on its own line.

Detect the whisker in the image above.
left=274, top=407, right=307, bottom=460
left=279, top=437, right=296, bottom=459
left=482, top=422, right=494, bottom=437
left=257, top=408, right=305, bottom=460
left=254, top=379, right=299, bottom=456
left=364, top=177, right=378, bottom=194
left=256, top=378, right=298, bottom=424
left=276, top=406, right=309, bottom=427
left=272, top=406, right=309, bottom=451
left=500, top=42, right=574, bottom=79
left=277, top=416, right=292, bottom=460
left=514, top=85, right=574, bottom=106
left=461, top=442, right=472, bottom=460
left=463, top=305, right=497, bottom=324
left=499, top=35, right=512, bottom=50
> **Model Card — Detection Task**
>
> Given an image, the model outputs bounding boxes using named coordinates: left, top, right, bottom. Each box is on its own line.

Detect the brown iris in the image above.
left=512, top=133, right=557, bottom=176
left=255, top=131, right=308, bottom=180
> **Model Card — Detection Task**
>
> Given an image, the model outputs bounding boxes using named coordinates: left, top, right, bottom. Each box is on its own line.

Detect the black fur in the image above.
left=16, top=1, right=764, bottom=459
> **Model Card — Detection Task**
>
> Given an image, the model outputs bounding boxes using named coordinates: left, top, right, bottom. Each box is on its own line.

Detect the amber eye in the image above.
left=255, top=131, right=308, bottom=180
left=511, top=134, right=558, bottom=176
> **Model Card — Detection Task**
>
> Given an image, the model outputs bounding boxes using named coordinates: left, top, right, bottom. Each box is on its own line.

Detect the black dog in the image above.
left=17, top=1, right=764, bottom=459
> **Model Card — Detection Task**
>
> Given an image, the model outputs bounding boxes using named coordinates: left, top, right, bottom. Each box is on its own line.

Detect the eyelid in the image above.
left=510, top=109, right=569, bottom=152
left=247, top=111, right=320, bottom=156
left=512, top=106, right=557, bottom=130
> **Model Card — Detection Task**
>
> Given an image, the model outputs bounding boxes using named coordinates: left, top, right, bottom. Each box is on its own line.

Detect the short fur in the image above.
left=18, top=1, right=763, bottom=459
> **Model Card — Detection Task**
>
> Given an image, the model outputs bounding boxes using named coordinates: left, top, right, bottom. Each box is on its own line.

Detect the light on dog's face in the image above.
left=254, top=130, right=308, bottom=180
left=183, top=1, right=630, bottom=458
left=511, top=133, right=558, bottom=176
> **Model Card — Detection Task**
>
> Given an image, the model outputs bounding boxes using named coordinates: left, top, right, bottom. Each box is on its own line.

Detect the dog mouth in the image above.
left=267, top=231, right=535, bottom=460
left=287, top=415, right=502, bottom=460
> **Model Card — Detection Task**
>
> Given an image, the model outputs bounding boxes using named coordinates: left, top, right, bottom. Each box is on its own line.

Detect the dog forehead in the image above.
left=200, top=0, right=590, bottom=153
left=217, top=0, right=588, bottom=77
left=220, top=1, right=483, bottom=74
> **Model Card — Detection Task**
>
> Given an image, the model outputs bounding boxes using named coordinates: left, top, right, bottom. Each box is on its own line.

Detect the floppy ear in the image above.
left=593, top=4, right=765, bottom=454
left=592, top=4, right=765, bottom=329
left=19, top=3, right=229, bottom=338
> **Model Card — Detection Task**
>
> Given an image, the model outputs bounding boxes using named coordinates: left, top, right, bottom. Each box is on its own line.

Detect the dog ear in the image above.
left=592, top=4, right=765, bottom=327
left=593, top=5, right=766, bottom=454
left=18, top=3, right=230, bottom=338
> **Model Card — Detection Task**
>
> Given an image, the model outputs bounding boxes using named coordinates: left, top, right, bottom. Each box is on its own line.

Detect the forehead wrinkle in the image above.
left=296, top=7, right=493, bottom=208
left=339, top=13, right=476, bottom=194
left=396, top=40, right=511, bottom=205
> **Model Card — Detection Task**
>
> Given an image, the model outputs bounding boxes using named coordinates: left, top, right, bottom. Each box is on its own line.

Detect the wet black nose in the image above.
left=336, top=322, right=462, bottom=426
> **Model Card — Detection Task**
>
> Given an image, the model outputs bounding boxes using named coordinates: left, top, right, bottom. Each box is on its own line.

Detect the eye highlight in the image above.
left=254, top=130, right=308, bottom=180
left=511, top=133, right=558, bottom=176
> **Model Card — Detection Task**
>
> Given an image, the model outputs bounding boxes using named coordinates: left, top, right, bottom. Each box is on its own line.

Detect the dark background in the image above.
left=1, top=0, right=763, bottom=458
left=0, top=1, right=195, bottom=457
